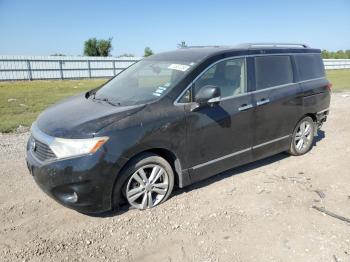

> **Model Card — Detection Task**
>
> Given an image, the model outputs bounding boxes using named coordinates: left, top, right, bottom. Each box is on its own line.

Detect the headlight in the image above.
left=49, top=136, right=109, bottom=159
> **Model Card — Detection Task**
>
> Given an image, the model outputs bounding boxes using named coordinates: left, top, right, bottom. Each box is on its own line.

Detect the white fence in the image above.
left=323, top=59, right=350, bottom=70
left=0, top=55, right=349, bottom=81
left=0, top=55, right=141, bottom=81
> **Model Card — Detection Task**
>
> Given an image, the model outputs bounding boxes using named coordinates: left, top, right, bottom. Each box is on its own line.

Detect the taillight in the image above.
left=326, top=83, right=333, bottom=91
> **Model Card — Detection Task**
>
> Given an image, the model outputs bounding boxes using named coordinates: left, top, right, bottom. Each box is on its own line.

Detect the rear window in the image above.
left=255, top=56, right=294, bottom=90
left=295, top=54, right=325, bottom=81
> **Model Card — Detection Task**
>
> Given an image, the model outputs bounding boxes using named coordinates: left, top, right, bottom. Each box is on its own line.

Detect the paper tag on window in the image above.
left=168, top=64, right=190, bottom=72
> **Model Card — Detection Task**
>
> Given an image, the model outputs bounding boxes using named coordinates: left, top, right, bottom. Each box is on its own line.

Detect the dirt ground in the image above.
left=0, top=92, right=349, bottom=262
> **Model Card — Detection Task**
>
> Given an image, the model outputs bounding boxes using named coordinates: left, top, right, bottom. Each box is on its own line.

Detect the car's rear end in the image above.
left=296, top=52, right=331, bottom=129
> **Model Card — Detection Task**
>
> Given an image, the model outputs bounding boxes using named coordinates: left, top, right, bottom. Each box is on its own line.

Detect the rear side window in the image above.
left=295, top=54, right=325, bottom=81
left=255, top=56, right=294, bottom=90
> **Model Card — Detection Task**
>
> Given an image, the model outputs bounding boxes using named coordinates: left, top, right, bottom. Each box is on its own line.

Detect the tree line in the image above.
left=83, top=37, right=154, bottom=57
left=321, top=50, right=350, bottom=59
left=82, top=38, right=187, bottom=58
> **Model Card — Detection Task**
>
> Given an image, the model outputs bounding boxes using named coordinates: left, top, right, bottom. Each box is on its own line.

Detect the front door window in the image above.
left=194, top=58, right=246, bottom=99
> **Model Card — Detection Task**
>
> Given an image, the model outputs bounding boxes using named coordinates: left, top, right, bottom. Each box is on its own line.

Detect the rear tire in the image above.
left=288, top=116, right=315, bottom=156
left=113, top=153, right=174, bottom=210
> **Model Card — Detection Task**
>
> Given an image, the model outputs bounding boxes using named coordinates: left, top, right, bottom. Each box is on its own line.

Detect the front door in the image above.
left=180, top=57, right=255, bottom=183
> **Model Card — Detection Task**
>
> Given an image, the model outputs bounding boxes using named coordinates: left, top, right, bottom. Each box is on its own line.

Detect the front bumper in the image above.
left=26, top=148, right=120, bottom=214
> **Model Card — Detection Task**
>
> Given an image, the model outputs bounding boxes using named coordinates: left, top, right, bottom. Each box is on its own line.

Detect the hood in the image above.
left=36, top=94, right=145, bottom=138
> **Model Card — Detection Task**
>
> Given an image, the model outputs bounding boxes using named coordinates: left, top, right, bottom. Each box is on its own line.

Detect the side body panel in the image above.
left=301, top=78, right=331, bottom=115
left=184, top=95, right=254, bottom=183
left=252, top=83, right=302, bottom=160
left=98, top=97, right=191, bottom=188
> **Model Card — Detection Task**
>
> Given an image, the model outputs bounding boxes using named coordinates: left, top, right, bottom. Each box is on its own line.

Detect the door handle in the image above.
left=238, top=104, right=253, bottom=111
left=256, top=98, right=270, bottom=106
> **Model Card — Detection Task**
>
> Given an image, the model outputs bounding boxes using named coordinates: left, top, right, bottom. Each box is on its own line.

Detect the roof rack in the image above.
left=239, top=43, right=310, bottom=49
left=184, top=45, right=223, bottom=49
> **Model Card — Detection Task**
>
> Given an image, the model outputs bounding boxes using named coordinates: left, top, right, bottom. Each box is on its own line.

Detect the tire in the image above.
left=113, top=153, right=174, bottom=210
left=288, top=116, right=315, bottom=156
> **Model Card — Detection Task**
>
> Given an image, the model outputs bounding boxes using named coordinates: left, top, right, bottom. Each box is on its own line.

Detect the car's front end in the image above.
left=25, top=55, right=196, bottom=213
left=26, top=122, right=119, bottom=213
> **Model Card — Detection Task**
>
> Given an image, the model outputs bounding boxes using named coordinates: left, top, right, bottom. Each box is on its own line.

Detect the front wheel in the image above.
left=119, top=153, right=174, bottom=210
left=288, top=116, right=315, bottom=156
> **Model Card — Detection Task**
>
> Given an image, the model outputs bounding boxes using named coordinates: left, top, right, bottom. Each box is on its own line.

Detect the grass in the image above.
left=0, top=79, right=107, bottom=133
left=326, top=69, right=350, bottom=91
left=0, top=69, right=349, bottom=133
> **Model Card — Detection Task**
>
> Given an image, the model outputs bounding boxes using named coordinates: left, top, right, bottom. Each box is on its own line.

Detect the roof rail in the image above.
left=239, top=43, right=310, bottom=48
left=184, top=45, right=222, bottom=49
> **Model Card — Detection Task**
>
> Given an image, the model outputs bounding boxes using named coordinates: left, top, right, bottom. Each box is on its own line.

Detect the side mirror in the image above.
left=194, top=85, right=221, bottom=109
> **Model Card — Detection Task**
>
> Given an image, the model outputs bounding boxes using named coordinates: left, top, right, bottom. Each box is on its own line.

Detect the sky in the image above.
left=0, top=0, right=349, bottom=56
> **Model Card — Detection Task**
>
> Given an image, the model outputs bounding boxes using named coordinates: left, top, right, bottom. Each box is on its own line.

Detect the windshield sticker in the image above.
left=154, top=86, right=167, bottom=95
left=168, top=64, right=190, bottom=72
left=153, top=86, right=168, bottom=97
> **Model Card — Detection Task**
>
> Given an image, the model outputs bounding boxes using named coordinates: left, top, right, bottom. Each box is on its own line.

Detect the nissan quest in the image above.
left=26, top=43, right=331, bottom=213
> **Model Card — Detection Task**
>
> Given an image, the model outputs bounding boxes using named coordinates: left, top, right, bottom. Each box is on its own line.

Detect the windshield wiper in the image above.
left=92, top=97, right=121, bottom=106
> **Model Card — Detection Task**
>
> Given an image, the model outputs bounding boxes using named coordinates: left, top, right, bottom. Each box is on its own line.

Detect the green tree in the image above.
left=84, top=37, right=113, bottom=56
left=321, top=49, right=350, bottom=59
left=177, top=41, right=188, bottom=49
left=144, top=47, right=154, bottom=57
left=321, top=50, right=330, bottom=59
left=98, top=38, right=113, bottom=57
left=334, top=50, right=345, bottom=59
left=346, top=50, right=350, bottom=59
left=84, top=38, right=99, bottom=56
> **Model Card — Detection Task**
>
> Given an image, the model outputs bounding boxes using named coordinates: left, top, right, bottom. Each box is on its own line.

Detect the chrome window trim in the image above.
left=219, top=90, right=251, bottom=101
left=298, top=77, right=326, bottom=84
left=249, top=82, right=295, bottom=95
left=190, top=135, right=291, bottom=170
left=174, top=52, right=324, bottom=106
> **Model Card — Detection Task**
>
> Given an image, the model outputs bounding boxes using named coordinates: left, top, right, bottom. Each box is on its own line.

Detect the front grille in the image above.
left=32, top=137, right=56, bottom=162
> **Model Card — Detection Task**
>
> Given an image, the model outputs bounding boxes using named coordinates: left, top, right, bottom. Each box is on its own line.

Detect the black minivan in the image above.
left=26, top=43, right=331, bottom=213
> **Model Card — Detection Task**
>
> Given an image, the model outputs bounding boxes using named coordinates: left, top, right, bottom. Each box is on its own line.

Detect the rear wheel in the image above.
left=288, top=116, right=315, bottom=156
left=115, top=153, right=174, bottom=210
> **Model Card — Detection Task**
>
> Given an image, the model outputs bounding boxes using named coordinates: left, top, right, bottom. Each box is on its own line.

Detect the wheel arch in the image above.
left=291, top=113, right=317, bottom=137
left=111, top=147, right=191, bottom=209
left=304, top=113, right=317, bottom=122
left=146, top=148, right=183, bottom=188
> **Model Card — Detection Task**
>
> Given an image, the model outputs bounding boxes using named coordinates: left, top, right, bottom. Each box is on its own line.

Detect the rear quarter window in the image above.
left=254, top=56, right=294, bottom=90
left=295, top=54, right=325, bottom=81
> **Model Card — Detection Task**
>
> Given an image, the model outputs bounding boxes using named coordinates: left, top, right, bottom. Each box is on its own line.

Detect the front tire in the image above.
left=288, top=116, right=315, bottom=156
left=115, top=153, right=174, bottom=210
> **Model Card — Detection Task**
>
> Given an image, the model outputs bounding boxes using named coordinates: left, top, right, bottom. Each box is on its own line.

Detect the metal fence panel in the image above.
left=0, top=55, right=141, bottom=81
left=323, top=59, right=350, bottom=70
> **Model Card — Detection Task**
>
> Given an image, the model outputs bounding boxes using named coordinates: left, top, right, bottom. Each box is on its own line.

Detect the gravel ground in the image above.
left=1, top=92, right=350, bottom=262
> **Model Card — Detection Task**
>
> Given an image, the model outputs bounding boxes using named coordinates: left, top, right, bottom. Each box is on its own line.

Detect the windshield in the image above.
left=94, top=60, right=194, bottom=106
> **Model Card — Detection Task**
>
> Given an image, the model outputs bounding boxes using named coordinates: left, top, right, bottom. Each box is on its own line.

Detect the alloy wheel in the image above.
left=125, top=164, right=169, bottom=209
left=294, top=120, right=313, bottom=153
